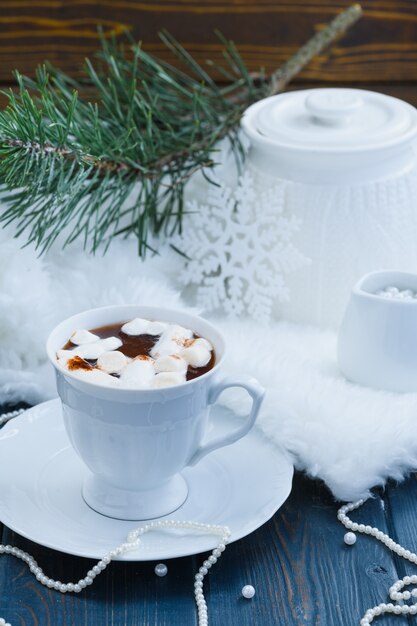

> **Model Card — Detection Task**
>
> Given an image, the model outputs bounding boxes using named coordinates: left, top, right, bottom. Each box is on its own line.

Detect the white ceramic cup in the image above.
left=47, top=305, right=265, bottom=520
left=338, top=270, right=417, bottom=392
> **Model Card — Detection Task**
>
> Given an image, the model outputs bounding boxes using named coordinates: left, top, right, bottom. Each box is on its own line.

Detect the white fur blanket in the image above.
left=1, top=227, right=416, bottom=503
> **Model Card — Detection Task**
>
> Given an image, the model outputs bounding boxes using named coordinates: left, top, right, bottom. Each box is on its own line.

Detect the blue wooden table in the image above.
left=0, top=405, right=415, bottom=626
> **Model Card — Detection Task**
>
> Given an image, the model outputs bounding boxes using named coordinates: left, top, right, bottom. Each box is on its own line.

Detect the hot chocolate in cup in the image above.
left=47, top=305, right=265, bottom=520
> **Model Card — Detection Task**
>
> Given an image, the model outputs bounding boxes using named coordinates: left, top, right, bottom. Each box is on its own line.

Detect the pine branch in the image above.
left=0, top=5, right=361, bottom=255
left=268, top=4, right=363, bottom=95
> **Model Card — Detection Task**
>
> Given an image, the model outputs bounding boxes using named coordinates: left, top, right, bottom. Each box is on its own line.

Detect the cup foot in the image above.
left=82, top=474, right=188, bottom=521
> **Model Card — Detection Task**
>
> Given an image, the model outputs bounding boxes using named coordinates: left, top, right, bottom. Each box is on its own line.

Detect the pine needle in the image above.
left=0, top=5, right=361, bottom=255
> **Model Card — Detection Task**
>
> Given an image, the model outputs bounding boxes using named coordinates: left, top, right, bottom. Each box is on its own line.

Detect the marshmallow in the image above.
left=146, top=321, right=168, bottom=335
left=166, top=324, right=193, bottom=341
left=150, top=324, right=193, bottom=358
left=154, top=355, right=187, bottom=374
left=73, top=342, right=107, bottom=360
left=182, top=345, right=211, bottom=368
left=151, top=339, right=182, bottom=359
left=70, top=368, right=120, bottom=387
left=121, top=318, right=151, bottom=336
left=121, top=318, right=168, bottom=337
left=101, top=336, right=123, bottom=351
left=153, top=372, right=186, bottom=388
left=119, top=357, right=155, bottom=388
left=61, top=336, right=122, bottom=361
left=97, top=350, right=129, bottom=374
left=70, top=329, right=100, bottom=345
left=56, top=349, right=73, bottom=365
left=192, top=337, right=213, bottom=352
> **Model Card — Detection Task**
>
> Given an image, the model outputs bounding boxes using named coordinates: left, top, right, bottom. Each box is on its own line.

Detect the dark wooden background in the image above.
left=0, top=0, right=416, bottom=105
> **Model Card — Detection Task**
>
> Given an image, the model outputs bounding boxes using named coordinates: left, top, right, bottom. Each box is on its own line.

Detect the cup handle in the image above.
left=187, top=376, right=265, bottom=467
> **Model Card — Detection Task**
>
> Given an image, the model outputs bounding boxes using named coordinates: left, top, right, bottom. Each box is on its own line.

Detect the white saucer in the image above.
left=0, top=399, right=293, bottom=561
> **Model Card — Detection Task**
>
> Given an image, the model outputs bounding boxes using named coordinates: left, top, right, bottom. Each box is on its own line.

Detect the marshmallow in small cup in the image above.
left=376, top=286, right=417, bottom=300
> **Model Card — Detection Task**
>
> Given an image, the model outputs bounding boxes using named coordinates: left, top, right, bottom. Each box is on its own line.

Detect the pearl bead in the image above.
left=0, top=407, right=25, bottom=426
left=242, top=585, right=255, bottom=599
left=344, top=532, right=357, bottom=546
left=154, top=563, right=168, bottom=577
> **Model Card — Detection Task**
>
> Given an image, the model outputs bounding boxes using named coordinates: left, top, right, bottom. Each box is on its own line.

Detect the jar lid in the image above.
left=246, top=88, right=417, bottom=153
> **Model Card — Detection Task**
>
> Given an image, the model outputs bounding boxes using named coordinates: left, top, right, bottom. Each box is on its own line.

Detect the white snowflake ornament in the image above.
left=176, top=171, right=309, bottom=322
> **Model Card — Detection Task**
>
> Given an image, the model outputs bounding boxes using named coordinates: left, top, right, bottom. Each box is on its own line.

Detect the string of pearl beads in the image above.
left=0, top=520, right=231, bottom=626
left=338, top=499, right=417, bottom=625
left=0, top=408, right=25, bottom=427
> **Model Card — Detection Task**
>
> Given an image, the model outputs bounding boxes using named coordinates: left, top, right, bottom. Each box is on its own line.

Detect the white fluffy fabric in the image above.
left=1, top=225, right=417, bottom=502
left=217, top=319, right=417, bottom=502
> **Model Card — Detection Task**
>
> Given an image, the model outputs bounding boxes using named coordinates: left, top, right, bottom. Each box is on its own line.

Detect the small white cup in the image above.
left=338, top=270, right=417, bottom=392
left=47, top=305, right=265, bottom=520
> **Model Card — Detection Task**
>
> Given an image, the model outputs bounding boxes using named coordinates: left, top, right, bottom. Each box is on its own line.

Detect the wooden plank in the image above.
left=0, top=526, right=199, bottom=625
left=383, top=475, right=417, bottom=583
left=0, top=81, right=416, bottom=113
left=192, top=474, right=406, bottom=625
left=0, top=472, right=407, bottom=625
left=0, top=1, right=416, bottom=85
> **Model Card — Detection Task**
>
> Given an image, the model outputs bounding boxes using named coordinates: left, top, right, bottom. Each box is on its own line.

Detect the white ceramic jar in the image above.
left=241, top=88, right=417, bottom=328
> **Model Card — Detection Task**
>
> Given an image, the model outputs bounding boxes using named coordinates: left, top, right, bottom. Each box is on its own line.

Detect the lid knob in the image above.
left=305, top=89, right=363, bottom=126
